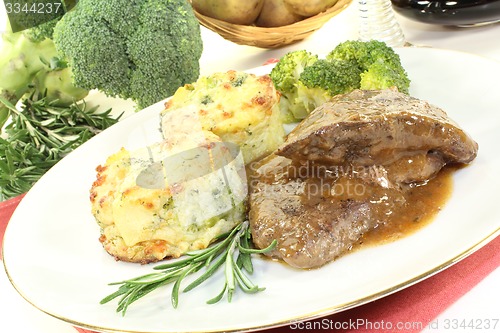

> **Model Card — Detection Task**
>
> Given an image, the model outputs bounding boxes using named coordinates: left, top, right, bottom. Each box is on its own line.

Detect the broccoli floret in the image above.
left=299, top=59, right=362, bottom=96
left=326, top=40, right=365, bottom=65
left=270, top=50, right=318, bottom=93
left=53, top=0, right=204, bottom=109
left=292, top=59, right=361, bottom=118
left=327, top=40, right=410, bottom=93
left=360, top=60, right=410, bottom=94
left=269, top=50, right=318, bottom=122
left=268, top=41, right=411, bottom=124
left=23, top=18, right=59, bottom=42
left=270, top=50, right=364, bottom=122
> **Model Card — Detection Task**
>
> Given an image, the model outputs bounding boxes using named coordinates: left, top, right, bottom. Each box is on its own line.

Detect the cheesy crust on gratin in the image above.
left=162, top=70, right=285, bottom=164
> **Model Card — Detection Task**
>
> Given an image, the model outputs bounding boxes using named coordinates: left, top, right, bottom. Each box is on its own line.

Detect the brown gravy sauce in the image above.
left=357, top=165, right=455, bottom=248
left=289, top=163, right=457, bottom=252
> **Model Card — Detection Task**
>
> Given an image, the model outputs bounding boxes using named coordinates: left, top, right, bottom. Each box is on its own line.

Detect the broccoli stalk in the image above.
left=0, top=16, right=88, bottom=129
left=32, top=57, right=89, bottom=106
left=53, top=0, right=204, bottom=109
left=0, top=30, right=57, bottom=128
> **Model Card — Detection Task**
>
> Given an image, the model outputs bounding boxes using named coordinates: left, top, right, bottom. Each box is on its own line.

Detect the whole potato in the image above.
left=256, top=0, right=304, bottom=27
left=283, top=0, right=339, bottom=17
left=191, top=0, right=264, bottom=25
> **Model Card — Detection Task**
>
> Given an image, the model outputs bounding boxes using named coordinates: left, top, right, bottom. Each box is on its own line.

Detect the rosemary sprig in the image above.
left=100, top=221, right=277, bottom=315
left=0, top=91, right=121, bottom=200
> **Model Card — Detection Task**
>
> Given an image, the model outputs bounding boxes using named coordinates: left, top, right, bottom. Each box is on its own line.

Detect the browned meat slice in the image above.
left=278, top=89, right=478, bottom=166
left=248, top=154, right=407, bottom=269
left=384, top=151, right=446, bottom=184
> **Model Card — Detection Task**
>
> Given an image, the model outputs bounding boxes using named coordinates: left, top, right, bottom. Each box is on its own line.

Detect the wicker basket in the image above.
left=191, top=0, right=352, bottom=49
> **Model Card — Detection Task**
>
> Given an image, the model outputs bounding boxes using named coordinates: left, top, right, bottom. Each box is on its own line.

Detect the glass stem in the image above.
left=358, top=0, right=406, bottom=47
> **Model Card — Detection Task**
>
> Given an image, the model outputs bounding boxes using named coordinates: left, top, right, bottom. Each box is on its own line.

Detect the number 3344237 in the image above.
left=5, top=2, right=63, bottom=14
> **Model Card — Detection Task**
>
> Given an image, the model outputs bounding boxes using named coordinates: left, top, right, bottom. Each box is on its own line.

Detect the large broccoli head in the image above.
left=53, top=0, right=203, bottom=109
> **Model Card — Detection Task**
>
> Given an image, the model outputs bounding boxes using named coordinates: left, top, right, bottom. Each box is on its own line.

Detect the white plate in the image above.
left=3, top=47, right=500, bottom=333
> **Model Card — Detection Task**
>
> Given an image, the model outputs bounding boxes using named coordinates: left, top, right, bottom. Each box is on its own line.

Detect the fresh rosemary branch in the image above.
left=100, top=221, right=277, bottom=315
left=0, top=91, right=121, bottom=200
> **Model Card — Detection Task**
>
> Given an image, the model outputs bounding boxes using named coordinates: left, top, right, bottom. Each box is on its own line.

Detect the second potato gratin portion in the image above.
left=162, top=70, right=285, bottom=164
left=90, top=129, right=247, bottom=264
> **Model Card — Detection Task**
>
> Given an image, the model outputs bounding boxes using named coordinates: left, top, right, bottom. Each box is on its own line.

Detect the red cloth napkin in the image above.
left=1, top=194, right=499, bottom=333
left=0, top=194, right=25, bottom=259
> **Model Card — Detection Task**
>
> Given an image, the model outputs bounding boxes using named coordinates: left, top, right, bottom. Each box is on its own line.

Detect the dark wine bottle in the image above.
left=391, top=0, right=500, bottom=26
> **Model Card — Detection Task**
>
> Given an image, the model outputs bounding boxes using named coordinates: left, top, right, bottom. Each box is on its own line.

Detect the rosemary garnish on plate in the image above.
left=100, top=221, right=277, bottom=315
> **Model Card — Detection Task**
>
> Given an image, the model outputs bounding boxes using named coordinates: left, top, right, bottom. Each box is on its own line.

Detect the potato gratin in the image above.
left=162, top=70, right=285, bottom=164
left=90, top=71, right=285, bottom=263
